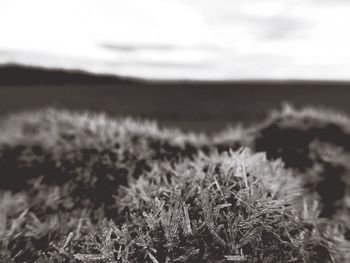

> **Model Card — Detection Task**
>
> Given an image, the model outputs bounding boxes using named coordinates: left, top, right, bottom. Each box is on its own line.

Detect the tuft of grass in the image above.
left=236, top=104, right=350, bottom=231
left=0, top=108, right=216, bottom=215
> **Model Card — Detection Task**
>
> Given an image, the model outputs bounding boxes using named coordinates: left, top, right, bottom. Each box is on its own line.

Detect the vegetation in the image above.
left=0, top=106, right=349, bottom=262
left=246, top=105, right=350, bottom=229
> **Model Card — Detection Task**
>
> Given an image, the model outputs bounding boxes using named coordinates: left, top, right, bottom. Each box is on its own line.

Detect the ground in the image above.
left=0, top=105, right=349, bottom=262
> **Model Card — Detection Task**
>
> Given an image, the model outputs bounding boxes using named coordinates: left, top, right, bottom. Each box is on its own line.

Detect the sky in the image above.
left=0, top=0, right=350, bottom=80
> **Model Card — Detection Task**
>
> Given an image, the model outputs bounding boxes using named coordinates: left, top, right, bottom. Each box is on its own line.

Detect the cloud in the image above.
left=100, top=43, right=220, bottom=52
left=0, top=0, right=209, bottom=57
left=1, top=0, right=350, bottom=80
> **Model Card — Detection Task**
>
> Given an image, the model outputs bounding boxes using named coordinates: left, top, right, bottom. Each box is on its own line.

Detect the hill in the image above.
left=0, top=64, right=139, bottom=85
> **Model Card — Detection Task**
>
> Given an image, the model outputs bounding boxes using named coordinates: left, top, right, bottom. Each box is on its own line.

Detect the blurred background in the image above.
left=1, top=0, right=350, bottom=132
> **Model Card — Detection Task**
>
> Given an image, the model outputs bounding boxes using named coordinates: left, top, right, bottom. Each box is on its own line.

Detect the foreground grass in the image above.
left=0, top=107, right=349, bottom=262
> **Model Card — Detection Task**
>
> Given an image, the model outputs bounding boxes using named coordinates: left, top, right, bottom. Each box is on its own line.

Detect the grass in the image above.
left=247, top=104, right=350, bottom=225
left=0, top=106, right=349, bottom=262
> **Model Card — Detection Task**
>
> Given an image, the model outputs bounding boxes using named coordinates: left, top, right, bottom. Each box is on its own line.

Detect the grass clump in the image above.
left=113, top=149, right=333, bottom=262
left=236, top=105, right=350, bottom=230
left=0, top=108, right=221, bottom=217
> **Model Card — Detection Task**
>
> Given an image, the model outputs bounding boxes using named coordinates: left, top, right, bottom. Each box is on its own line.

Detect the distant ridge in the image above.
left=0, top=64, right=140, bottom=85
left=1, top=63, right=350, bottom=87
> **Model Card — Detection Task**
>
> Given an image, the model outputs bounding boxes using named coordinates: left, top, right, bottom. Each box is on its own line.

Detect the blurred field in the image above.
left=1, top=81, right=350, bottom=132
left=1, top=64, right=350, bottom=132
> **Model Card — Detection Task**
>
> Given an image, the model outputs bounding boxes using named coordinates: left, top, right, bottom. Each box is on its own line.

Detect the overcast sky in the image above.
left=0, top=0, right=350, bottom=80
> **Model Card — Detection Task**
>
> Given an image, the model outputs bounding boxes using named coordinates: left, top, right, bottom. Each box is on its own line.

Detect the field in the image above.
left=1, top=81, right=350, bottom=132
left=1, top=64, right=350, bottom=132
